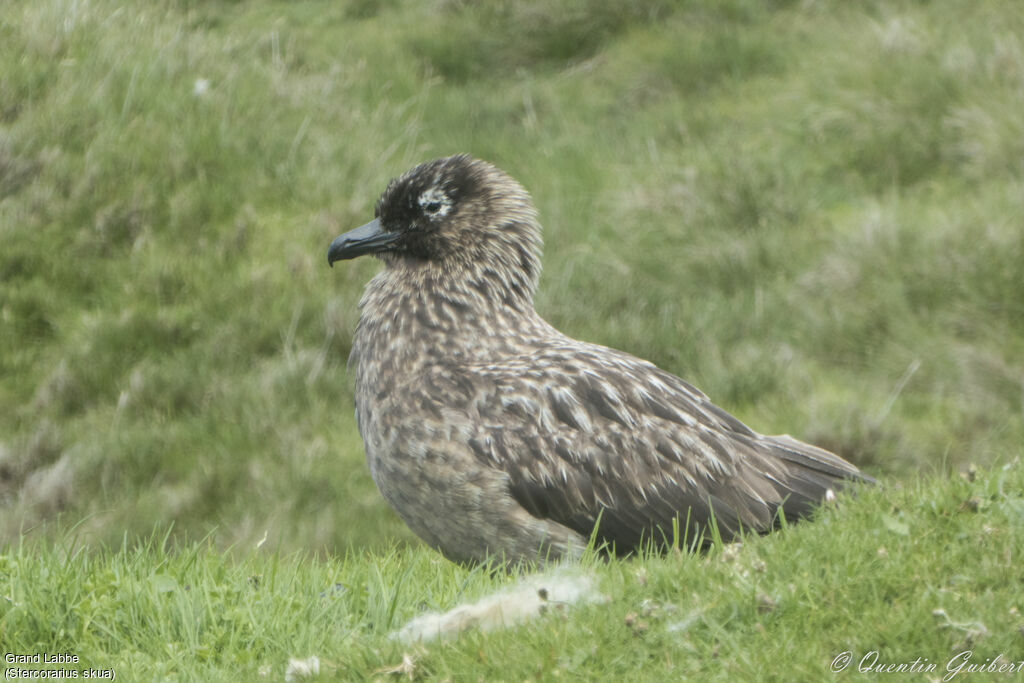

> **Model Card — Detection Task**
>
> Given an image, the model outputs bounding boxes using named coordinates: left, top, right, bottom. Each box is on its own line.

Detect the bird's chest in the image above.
left=352, top=364, right=403, bottom=482
left=352, top=357, right=472, bottom=481
left=348, top=302, right=509, bottom=491
left=352, top=362, right=508, bottom=553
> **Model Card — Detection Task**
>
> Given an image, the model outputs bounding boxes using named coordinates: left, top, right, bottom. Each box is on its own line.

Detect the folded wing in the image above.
left=442, top=342, right=872, bottom=554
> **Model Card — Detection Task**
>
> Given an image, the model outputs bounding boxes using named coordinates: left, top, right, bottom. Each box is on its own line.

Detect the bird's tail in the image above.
left=762, top=433, right=875, bottom=523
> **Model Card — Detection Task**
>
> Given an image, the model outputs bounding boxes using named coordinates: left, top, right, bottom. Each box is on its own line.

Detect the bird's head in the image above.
left=328, top=155, right=543, bottom=297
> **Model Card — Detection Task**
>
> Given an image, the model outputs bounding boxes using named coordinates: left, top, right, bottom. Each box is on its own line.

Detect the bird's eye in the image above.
left=425, top=202, right=442, bottom=214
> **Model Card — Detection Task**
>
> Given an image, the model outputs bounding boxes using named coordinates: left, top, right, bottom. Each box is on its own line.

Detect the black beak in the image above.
left=327, top=218, right=402, bottom=266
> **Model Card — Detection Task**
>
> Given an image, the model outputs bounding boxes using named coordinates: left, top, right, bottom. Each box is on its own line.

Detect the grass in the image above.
left=1, top=0, right=1023, bottom=677
left=2, top=460, right=1021, bottom=680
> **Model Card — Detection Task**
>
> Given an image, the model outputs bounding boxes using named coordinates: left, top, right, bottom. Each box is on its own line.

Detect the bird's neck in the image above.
left=350, top=258, right=553, bottom=377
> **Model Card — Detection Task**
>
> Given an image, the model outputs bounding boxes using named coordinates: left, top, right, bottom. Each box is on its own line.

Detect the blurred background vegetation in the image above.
left=1, top=0, right=1022, bottom=554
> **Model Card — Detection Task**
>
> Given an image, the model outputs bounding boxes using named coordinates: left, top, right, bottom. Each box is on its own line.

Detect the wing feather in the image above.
left=446, top=342, right=871, bottom=553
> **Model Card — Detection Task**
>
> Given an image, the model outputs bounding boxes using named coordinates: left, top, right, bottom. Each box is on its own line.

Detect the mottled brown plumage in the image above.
left=328, top=154, right=873, bottom=564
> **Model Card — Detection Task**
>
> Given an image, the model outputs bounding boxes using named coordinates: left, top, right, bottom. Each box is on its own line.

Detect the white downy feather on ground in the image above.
left=393, top=568, right=603, bottom=643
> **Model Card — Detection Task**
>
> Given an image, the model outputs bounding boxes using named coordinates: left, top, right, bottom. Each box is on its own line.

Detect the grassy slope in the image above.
left=2, top=0, right=1021, bottom=553
left=1, top=0, right=1023, bottom=675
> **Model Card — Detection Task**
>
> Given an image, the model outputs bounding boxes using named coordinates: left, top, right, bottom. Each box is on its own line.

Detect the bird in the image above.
left=327, top=154, right=873, bottom=564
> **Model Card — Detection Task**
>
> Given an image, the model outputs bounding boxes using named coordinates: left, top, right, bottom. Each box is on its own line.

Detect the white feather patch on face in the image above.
left=418, top=187, right=453, bottom=217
